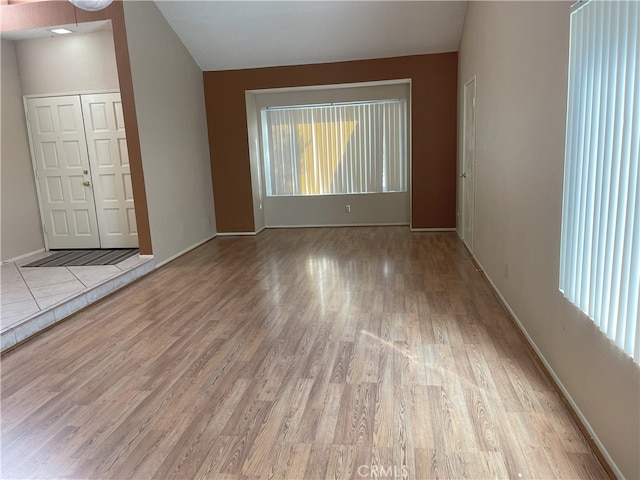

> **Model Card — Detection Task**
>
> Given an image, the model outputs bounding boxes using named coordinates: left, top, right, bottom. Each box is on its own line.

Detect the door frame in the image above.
left=24, top=89, right=121, bottom=251
left=461, top=75, right=477, bottom=252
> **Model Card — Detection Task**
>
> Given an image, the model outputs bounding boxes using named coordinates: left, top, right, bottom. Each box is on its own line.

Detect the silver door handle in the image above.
left=83, top=181, right=91, bottom=187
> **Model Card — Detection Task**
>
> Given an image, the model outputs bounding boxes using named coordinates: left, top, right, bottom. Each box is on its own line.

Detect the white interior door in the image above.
left=81, top=93, right=138, bottom=248
left=26, top=96, right=100, bottom=249
left=461, top=77, right=476, bottom=251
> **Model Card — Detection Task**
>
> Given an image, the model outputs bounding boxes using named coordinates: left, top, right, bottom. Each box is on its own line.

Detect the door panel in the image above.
left=81, top=93, right=137, bottom=248
left=27, top=96, right=100, bottom=249
left=74, top=210, right=94, bottom=235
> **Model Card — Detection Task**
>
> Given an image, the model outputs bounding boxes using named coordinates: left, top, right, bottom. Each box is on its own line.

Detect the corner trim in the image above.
left=2, top=249, right=46, bottom=265
left=472, top=254, right=621, bottom=480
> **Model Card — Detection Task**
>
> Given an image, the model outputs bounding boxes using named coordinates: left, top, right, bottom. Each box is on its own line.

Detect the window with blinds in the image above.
left=560, top=0, right=639, bottom=362
left=260, top=99, right=407, bottom=197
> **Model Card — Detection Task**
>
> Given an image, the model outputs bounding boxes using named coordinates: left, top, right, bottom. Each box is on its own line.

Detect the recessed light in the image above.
left=50, top=28, right=73, bottom=35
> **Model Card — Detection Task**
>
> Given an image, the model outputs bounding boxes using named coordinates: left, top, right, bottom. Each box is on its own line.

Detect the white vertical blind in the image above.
left=261, top=100, right=407, bottom=196
left=560, top=0, right=639, bottom=362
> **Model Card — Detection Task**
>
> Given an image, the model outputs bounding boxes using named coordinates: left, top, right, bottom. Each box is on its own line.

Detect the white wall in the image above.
left=15, top=29, right=119, bottom=96
left=123, top=1, right=216, bottom=265
left=0, top=39, right=45, bottom=262
left=458, top=2, right=639, bottom=478
left=251, top=82, right=410, bottom=228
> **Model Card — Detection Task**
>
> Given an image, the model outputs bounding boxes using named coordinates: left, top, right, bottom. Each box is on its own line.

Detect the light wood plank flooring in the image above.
left=1, top=227, right=609, bottom=479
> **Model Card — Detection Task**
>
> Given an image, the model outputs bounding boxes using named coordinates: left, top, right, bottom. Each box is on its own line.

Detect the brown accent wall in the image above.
left=0, top=0, right=152, bottom=254
left=203, top=53, right=458, bottom=232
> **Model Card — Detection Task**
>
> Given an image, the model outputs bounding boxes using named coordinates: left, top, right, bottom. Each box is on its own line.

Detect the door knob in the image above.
left=83, top=180, right=91, bottom=187
left=83, top=169, right=88, bottom=175
left=460, top=172, right=467, bottom=178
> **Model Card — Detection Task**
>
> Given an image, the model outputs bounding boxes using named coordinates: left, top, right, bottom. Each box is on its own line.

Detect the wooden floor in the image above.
left=1, top=227, right=608, bottom=479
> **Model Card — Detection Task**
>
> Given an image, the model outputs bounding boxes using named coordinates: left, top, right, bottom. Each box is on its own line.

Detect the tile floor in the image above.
left=1, top=251, right=154, bottom=351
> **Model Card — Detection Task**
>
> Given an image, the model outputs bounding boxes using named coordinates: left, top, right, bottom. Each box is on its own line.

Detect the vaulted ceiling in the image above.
left=153, top=1, right=468, bottom=71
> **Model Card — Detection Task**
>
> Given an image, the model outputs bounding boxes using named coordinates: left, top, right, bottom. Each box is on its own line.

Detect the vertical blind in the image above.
left=560, top=0, right=639, bottom=362
left=261, top=100, right=407, bottom=196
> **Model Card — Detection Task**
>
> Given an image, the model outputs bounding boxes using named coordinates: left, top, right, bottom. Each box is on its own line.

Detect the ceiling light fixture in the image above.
left=68, top=0, right=113, bottom=12
left=50, top=28, right=73, bottom=35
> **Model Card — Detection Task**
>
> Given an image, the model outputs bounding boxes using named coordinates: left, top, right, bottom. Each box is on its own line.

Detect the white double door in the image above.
left=26, top=93, right=137, bottom=249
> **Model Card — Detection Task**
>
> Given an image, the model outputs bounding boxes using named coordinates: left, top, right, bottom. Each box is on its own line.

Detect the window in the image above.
left=560, top=0, right=639, bottom=362
left=261, top=99, right=407, bottom=196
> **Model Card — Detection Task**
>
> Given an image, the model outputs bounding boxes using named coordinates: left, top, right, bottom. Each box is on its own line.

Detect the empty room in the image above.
left=0, top=1, right=638, bottom=479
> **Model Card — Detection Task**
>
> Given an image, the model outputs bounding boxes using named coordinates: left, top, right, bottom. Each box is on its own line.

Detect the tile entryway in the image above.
left=0, top=251, right=154, bottom=352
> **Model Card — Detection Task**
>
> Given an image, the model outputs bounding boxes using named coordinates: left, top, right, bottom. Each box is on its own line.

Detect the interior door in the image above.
left=26, top=96, right=100, bottom=249
left=461, top=77, right=476, bottom=251
left=81, top=93, right=138, bottom=248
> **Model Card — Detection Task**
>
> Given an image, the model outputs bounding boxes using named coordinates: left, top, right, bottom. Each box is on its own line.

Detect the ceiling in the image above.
left=153, top=1, right=468, bottom=71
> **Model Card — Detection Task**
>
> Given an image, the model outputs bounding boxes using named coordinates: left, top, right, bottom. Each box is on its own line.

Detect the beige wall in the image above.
left=123, top=1, right=215, bottom=265
left=458, top=2, right=639, bottom=478
left=1, top=39, right=44, bottom=262
left=15, top=29, right=119, bottom=96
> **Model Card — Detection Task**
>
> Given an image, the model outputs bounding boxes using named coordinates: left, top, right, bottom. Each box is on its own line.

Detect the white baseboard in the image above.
left=2, top=248, right=46, bottom=265
left=266, top=223, right=410, bottom=229
left=410, top=227, right=457, bottom=232
left=217, top=225, right=407, bottom=235
left=216, top=231, right=261, bottom=237
left=472, top=255, right=621, bottom=480
left=154, top=234, right=217, bottom=268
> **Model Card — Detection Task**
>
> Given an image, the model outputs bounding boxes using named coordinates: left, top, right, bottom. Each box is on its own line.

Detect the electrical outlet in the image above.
left=345, top=205, right=351, bottom=213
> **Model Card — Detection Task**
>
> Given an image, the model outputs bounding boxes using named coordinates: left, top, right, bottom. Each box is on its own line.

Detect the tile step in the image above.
left=1, top=259, right=154, bottom=352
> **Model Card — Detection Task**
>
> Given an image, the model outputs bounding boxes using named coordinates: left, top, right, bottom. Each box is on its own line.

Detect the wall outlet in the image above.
left=345, top=205, right=351, bottom=213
